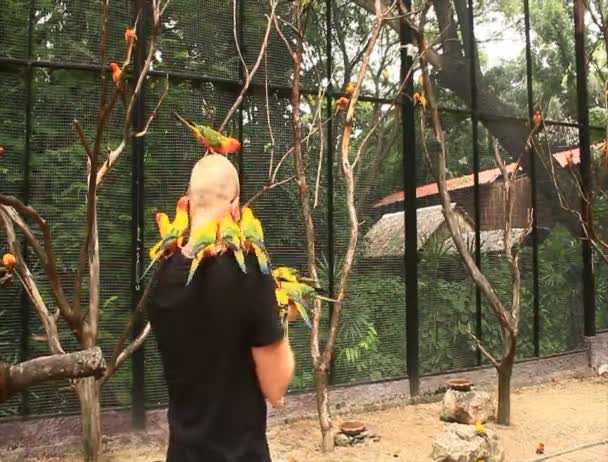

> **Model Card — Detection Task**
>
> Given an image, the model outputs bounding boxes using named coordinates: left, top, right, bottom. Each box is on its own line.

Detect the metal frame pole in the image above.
left=466, top=0, right=483, bottom=366
left=326, top=0, right=337, bottom=385
left=19, top=0, right=36, bottom=419
left=131, top=0, right=147, bottom=430
left=401, top=0, right=419, bottom=395
left=237, top=0, right=246, bottom=191
left=523, top=0, right=541, bottom=356
left=573, top=0, right=596, bottom=337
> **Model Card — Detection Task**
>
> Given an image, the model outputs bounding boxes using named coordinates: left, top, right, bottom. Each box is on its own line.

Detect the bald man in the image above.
left=148, top=155, right=295, bottom=462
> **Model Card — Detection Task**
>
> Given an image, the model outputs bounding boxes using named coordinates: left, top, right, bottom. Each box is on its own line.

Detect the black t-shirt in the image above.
left=148, top=251, right=284, bottom=462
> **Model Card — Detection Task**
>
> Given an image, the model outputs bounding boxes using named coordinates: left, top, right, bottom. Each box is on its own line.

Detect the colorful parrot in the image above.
left=174, top=112, right=241, bottom=156
left=272, top=266, right=336, bottom=332
left=125, top=27, right=137, bottom=46
left=533, top=110, right=543, bottom=130
left=239, top=207, right=271, bottom=274
left=110, top=63, right=122, bottom=87
left=346, top=81, right=356, bottom=96
left=413, top=92, right=427, bottom=112
left=185, top=218, right=219, bottom=285
left=217, top=215, right=247, bottom=274
left=335, top=96, right=349, bottom=112
left=141, top=196, right=190, bottom=280
left=1, top=253, right=16, bottom=271
left=272, top=266, right=317, bottom=286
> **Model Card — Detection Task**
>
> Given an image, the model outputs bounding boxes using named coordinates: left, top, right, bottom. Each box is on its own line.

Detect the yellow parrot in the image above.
left=141, top=196, right=189, bottom=280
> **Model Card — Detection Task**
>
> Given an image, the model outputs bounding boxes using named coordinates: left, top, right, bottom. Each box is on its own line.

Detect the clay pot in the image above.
left=340, top=420, right=366, bottom=436
left=446, top=378, right=473, bottom=392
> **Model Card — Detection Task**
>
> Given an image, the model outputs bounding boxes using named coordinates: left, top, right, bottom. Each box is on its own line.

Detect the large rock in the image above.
left=440, top=389, right=496, bottom=424
left=431, top=423, right=505, bottom=462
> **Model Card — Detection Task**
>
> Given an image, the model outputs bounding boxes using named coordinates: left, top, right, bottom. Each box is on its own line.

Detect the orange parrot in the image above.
left=2, top=253, right=16, bottom=271
left=125, top=27, right=137, bottom=46
left=110, top=63, right=122, bottom=87
left=533, top=111, right=543, bottom=129
left=335, top=96, right=349, bottom=111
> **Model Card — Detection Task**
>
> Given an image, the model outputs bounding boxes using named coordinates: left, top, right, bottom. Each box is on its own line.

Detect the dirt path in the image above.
left=4, top=376, right=607, bottom=462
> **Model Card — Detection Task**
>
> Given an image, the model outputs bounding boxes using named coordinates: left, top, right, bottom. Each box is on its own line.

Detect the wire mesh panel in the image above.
left=0, top=0, right=603, bottom=424
left=33, top=0, right=133, bottom=66
left=332, top=100, right=407, bottom=385
left=0, top=69, right=27, bottom=418
left=155, top=0, right=240, bottom=80
left=533, top=125, right=585, bottom=354
left=0, top=0, right=29, bottom=59
left=416, top=112, right=478, bottom=374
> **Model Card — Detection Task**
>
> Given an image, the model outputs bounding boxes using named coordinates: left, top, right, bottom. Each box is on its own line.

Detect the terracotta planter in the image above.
left=340, top=420, right=366, bottom=436
left=446, top=378, right=473, bottom=392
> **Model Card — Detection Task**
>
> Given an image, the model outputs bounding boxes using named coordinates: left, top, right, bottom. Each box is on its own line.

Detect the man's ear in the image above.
left=231, top=197, right=241, bottom=222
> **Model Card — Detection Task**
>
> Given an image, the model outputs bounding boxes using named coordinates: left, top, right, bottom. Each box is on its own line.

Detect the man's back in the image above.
left=148, top=252, right=283, bottom=462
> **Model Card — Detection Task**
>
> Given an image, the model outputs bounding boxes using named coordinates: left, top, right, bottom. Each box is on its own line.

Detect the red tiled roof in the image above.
left=374, top=146, right=585, bottom=208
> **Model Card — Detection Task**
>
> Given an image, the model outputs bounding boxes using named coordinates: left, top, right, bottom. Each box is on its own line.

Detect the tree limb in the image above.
left=0, top=207, right=64, bottom=354
left=0, top=348, right=106, bottom=403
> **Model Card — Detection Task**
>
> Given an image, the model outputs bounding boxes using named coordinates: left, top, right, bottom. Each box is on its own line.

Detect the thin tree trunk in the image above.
left=76, top=377, right=101, bottom=462
left=315, top=366, right=334, bottom=451
left=497, top=356, right=514, bottom=425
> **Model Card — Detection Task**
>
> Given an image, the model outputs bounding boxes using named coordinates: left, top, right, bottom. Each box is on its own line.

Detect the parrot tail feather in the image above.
left=294, top=301, right=312, bottom=328
left=140, top=257, right=158, bottom=282
left=252, top=243, right=270, bottom=274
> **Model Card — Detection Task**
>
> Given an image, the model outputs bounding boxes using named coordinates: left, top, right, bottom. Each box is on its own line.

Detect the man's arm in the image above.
left=252, top=336, right=295, bottom=406
left=245, top=263, right=295, bottom=407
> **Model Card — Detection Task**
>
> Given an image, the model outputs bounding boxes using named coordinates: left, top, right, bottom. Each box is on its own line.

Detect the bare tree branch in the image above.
left=0, top=348, right=106, bottom=403
left=220, top=4, right=278, bottom=133
left=0, top=208, right=64, bottom=354
left=0, top=196, right=77, bottom=330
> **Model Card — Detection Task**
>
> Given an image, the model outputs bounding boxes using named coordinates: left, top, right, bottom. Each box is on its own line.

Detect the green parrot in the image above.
left=218, top=215, right=247, bottom=273
left=174, top=112, right=241, bottom=156
left=239, top=207, right=271, bottom=274
left=185, top=218, right=219, bottom=285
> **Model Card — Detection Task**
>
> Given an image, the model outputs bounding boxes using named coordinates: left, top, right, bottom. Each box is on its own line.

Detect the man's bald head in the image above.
left=188, top=154, right=240, bottom=228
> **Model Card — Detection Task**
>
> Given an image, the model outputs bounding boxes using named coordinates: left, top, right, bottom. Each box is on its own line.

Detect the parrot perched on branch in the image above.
left=217, top=215, right=247, bottom=274
left=174, top=112, right=241, bottom=156
left=239, top=207, right=271, bottom=274
left=125, top=27, right=137, bottom=46
left=533, top=110, right=543, bottom=130
left=185, top=218, right=219, bottom=285
left=335, top=96, right=349, bottom=112
left=110, top=63, right=122, bottom=87
left=2, top=253, right=16, bottom=271
left=272, top=266, right=336, bottom=333
left=413, top=92, right=427, bottom=112
left=141, top=196, right=189, bottom=280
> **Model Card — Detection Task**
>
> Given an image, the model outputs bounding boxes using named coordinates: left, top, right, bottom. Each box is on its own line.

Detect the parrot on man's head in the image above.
left=140, top=196, right=189, bottom=281
left=239, top=207, right=270, bottom=274
left=174, top=112, right=241, bottom=156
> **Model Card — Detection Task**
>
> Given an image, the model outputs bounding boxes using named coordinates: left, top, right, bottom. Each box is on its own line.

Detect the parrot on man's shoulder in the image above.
left=185, top=218, right=220, bottom=285
left=217, top=215, right=247, bottom=274
left=239, top=207, right=271, bottom=274
left=141, top=196, right=189, bottom=280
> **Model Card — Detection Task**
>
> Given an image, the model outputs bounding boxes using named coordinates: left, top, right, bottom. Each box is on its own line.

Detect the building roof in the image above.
left=363, top=204, right=474, bottom=258
left=374, top=146, right=588, bottom=209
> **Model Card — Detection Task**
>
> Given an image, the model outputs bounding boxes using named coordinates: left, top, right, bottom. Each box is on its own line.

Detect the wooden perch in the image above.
left=0, top=347, right=106, bottom=403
